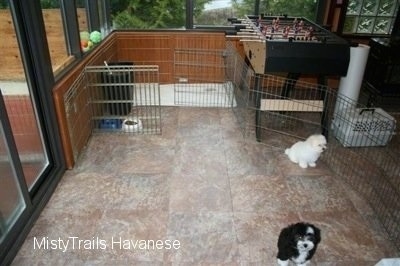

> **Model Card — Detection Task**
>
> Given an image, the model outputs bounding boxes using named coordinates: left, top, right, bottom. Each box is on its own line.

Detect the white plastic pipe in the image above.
left=337, top=43, right=370, bottom=109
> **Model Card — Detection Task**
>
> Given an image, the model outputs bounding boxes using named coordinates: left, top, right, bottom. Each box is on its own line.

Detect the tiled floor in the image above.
left=12, top=107, right=399, bottom=265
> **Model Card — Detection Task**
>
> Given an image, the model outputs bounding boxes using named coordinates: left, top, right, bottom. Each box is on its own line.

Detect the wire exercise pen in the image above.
left=64, top=71, right=92, bottom=161
left=225, top=40, right=400, bottom=250
left=173, top=48, right=236, bottom=107
left=63, top=64, right=162, bottom=162
left=85, top=64, right=162, bottom=135
left=249, top=74, right=332, bottom=143
left=63, top=49, right=238, bottom=163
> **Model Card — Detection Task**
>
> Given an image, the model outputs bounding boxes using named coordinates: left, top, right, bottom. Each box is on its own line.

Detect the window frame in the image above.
left=1, top=0, right=66, bottom=263
left=61, top=0, right=81, bottom=57
left=85, top=0, right=100, bottom=32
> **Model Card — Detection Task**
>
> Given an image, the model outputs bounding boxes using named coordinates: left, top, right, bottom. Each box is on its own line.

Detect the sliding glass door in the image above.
left=0, top=90, right=28, bottom=247
left=0, top=6, right=49, bottom=192
left=1, top=1, right=66, bottom=264
left=1, top=85, right=50, bottom=191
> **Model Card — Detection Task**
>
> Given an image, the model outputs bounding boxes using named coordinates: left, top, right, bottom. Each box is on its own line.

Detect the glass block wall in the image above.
left=344, top=0, right=400, bottom=35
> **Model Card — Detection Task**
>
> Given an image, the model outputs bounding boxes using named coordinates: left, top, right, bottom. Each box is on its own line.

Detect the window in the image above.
left=343, top=0, right=400, bottom=35
left=111, top=0, right=320, bottom=29
left=98, top=0, right=112, bottom=35
left=195, top=0, right=237, bottom=26
left=78, top=0, right=109, bottom=52
left=0, top=99, right=27, bottom=244
left=41, top=0, right=73, bottom=73
left=76, top=1, right=91, bottom=53
left=0, top=5, right=49, bottom=191
left=258, top=0, right=318, bottom=21
left=233, top=0, right=318, bottom=21
left=110, top=0, right=186, bottom=29
left=41, top=0, right=110, bottom=69
left=195, top=0, right=319, bottom=27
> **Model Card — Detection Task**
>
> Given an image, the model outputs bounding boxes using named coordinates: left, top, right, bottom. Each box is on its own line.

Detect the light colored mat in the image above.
left=132, top=83, right=236, bottom=107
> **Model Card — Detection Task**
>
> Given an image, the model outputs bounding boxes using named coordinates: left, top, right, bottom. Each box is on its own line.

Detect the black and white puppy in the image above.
left=277, top=222, right=321, bottom=266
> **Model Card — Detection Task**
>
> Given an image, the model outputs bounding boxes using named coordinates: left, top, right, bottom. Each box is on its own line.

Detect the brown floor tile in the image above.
left=165, top=211, right=240, bottom=264
left=11, top=107, right=399, bottom=265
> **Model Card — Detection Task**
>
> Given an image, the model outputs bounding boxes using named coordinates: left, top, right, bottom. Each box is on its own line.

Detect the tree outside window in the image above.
left=233, top=0, right=317, bottom=21
left=111, top=0, right=319, bottom=29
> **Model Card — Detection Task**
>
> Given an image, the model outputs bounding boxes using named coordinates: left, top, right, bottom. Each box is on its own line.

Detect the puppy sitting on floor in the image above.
left=277, top=222, right=321, bottom=266
left=285, top=134, right=327, bottom=169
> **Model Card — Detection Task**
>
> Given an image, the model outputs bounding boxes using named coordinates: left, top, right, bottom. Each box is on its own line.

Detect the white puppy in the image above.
left=285, top=134, right=327, bottom=169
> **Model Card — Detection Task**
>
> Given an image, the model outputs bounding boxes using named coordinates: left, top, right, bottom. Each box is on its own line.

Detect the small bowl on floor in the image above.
left=122, top=117, right=143, bottom=133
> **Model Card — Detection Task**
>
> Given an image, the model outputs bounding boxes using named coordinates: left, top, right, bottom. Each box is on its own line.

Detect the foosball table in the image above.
left=228, top=15, right=351, bottom=139
left=229, top=15, right=350, bottom=75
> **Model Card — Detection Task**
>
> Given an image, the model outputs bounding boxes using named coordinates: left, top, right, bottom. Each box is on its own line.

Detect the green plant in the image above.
left=112, top=0, right=211, bottom=29
left=232, top=0, right=317, bottom=21
left=0, top=0, right=8, bottom=8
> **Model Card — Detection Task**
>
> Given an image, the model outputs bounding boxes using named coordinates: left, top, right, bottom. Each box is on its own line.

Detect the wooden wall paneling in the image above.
left=116, top=33, right=172, bottom=59
left=53, top=34, right=118, bottom=169
left=115, top=31, right=226, bottom=84
left=42, top=9, right=69, bottom=71
left=54, top=31, right=229, bottom=168
left=116, top=32, right=174, bottom=83
left=53, top=73, right=79, bottom=169
left=68, top=82, right=92, bottom=160
left=174, top=32, right=226, bottom=83
left=175, top=32, right=226, bottom=79
left=174, top=32, right=226, bottom=50
left=0, top=9, right=87, bottom=80
left=0, top=10, right=25, bottom=80
left=227, top=38, right=246, bottom=59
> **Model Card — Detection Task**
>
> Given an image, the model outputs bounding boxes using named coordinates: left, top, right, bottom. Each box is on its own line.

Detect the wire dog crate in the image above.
left=85, top=64, right=162, bottom=134
left=173, top=48, right=235, bottom=107
left=231, top=67, right=396, bottom=149
left=225, top=40, right=400, bottom=250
